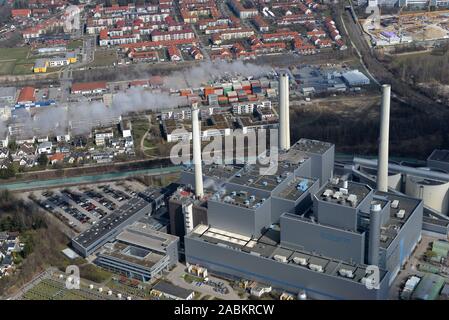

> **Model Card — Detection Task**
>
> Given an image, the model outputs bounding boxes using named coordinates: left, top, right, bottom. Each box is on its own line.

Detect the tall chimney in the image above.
left=377, top=84, right=391, bottom=192
left=279, top=73, right=290, bottom=151
left=191, top=103, right=203, bottom=197
left=368, top=202, right=381, bottom=266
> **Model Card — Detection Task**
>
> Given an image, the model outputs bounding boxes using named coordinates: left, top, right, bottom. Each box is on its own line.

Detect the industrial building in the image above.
left=95, top=221, right=179, bottom=282
left=353, top=156, right=449, bottom=232
left=173, top=77, right=424, bottom=300
left=72, top=188, right=164, bottom=257
left=151, top=280, right=195, bottom=300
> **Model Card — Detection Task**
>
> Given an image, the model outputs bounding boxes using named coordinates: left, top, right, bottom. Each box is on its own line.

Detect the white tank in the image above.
left=405, top=174, right=449, bottom=215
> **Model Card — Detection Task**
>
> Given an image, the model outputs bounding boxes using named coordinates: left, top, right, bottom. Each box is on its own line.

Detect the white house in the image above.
left=37, top=141, right=53, bottom=154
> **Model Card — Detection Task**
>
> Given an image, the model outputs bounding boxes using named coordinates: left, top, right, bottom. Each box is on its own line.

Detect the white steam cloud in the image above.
left=1, top=61, right=271, bottom=138
left=163, top=60, right=273, bottom=89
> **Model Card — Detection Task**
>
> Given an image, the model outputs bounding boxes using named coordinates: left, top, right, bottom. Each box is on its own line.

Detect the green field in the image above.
left=0, top=61, right=15, bottom=75
left=90, top=50, right=118, bottom=67
left=0, top=47, right=35, bottom=75
left=13, top=64, right=33, bottom=75
left=0, top=47, right=29, bottom=60
left=67, top=39, right=83, bottom=50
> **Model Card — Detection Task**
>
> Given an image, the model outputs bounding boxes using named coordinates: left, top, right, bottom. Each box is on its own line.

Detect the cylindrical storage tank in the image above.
left=358, top=166, right=402, bottom=191
left=405, top=174, right=449, bottom=215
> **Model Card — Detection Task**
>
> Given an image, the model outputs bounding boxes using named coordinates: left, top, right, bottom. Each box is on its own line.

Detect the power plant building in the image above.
left=179, top=81, right=423, bottom=299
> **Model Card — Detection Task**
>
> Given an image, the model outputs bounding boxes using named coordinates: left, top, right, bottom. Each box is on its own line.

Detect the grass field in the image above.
left=131, top=118, right=149, bottom=154
left=67, top=39, right=83, bottom=50
left=90, top=50, right=118, bottom=67
left=0, top=47, right=35, bottom=75
left=13, top=64, right=33, bottom=75
left=0, top=61, right=15, bottom=75
left=0, top=47, right=29, bottom=60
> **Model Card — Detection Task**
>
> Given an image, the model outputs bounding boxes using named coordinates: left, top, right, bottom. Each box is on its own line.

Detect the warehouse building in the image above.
left=151, top=281, right=195, bottom=300
left=342, top=70, right=371, bottom=87
left=72, top=188, right=165, bottom=257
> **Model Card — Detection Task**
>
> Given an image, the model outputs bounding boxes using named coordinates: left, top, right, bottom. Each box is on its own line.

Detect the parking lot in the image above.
left=23, top=179, right=148, bottom=232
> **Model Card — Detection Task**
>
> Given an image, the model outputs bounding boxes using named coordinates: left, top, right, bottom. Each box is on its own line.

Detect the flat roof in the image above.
left=202, top=163, right=243, bottom=180
left=292, top=138, right=333, bottom=155
left=374, top=191, right=422, bottom=249
left=190, top=224, right=388, bottom=284
left=318, top=179, right=371, bottom=208
left=211, top=189, right=266, bottom=210
left=228, top=164, right=292, bottom=192
left=100, top=242, right=165, bottom=269
left=152, top=281, right=194, bottom=299
left=73, top=197, right=150, bottom=248
left=275, top=176, right=316, bottom=201
left=116, top=221, right=178, bottom=252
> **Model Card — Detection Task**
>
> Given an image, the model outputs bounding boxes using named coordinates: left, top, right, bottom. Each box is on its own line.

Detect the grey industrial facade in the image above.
left=178, top=138, right=423, bottom=300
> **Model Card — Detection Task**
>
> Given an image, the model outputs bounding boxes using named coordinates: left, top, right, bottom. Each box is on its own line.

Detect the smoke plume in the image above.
left=1, top=61, right=272, bottom=138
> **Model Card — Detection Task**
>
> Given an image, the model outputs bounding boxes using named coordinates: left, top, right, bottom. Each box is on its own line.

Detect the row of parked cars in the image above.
left=82, top=188, right=117, bottom=212
left=43, top=194, right=90, bottom=224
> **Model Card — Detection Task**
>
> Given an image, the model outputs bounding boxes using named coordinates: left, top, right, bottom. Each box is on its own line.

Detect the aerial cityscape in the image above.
left=0, top=0, right=448, bottom=307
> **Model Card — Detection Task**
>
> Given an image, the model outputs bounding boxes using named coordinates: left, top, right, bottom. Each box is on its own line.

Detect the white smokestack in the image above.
left=191, top=103, right=203, bottom=197
left=368, top=202, right=382, bottom=266
left=279, top=73, right=290, bottom=151
left=377, top=84, right=391, bottom=192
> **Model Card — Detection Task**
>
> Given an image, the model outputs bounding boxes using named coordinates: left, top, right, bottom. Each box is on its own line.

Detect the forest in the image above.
left=0, top=191, right=68, bottom=296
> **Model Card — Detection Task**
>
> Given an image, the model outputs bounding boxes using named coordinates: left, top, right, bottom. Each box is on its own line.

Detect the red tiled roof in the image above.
left=72, top=82, right=107, bottom=92
left=17, top=87, right=35, bottom=103
left=49, top=153, right=64, bottom=162
left=99, top=29, right=108, bottom=40
left=167, top=46, right=181, bottom=58
left=11, top=9, right=31, bottom=17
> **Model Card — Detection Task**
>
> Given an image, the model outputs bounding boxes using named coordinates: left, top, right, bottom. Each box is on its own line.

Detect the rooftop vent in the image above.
left=331, top=177, right=340, bottom=185
left=293, top=257, right=308, bottom=266
left=338, top=268, right=354, bottom=278
left=391, top=200, right=399, bottom=209
left=396, top=209, right=405, bottom=219
left=309, top=264, right=323, bottom=273
left=274, top=255, right=288, bottom=263
left=333, top=191, right=342, bottom=199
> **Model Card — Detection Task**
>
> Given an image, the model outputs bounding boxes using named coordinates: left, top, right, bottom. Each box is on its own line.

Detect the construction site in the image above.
left=361, top=8, right=449, bottom=47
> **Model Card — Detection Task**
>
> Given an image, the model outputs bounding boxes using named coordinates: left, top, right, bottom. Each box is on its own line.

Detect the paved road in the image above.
left=165, top=263, right=243, bottom=300
left=341, top=1, right=445, bottom=113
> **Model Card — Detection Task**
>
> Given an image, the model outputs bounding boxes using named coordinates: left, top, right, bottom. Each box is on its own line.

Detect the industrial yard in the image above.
left=1, top=0, right=449, bottom=307
left=361, top=9, right=449, bottom=47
